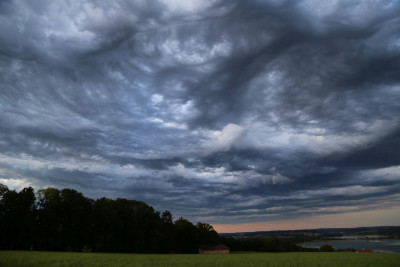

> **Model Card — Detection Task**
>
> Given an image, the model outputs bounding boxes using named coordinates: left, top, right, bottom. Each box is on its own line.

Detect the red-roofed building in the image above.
left=356, top=249, right=374, bottom=253
left=198, top=244, right=230, bottom=254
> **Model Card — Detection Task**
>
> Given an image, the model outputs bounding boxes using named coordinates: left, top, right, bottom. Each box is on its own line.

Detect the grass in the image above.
left=1, top=251, right=400, bottom=267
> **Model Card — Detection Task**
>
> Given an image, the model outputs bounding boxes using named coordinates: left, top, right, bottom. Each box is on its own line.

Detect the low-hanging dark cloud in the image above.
left=1, top=0, right=399, bottom=227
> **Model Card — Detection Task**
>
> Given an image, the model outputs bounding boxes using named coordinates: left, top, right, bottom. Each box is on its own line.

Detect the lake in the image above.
left=303, top=239, right=400, bottom=253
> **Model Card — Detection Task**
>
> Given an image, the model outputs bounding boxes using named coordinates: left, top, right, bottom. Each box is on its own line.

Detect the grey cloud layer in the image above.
left=1, top=0, right=399, bottom=224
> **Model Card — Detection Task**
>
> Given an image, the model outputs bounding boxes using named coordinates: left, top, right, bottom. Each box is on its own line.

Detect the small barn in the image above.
left=356, top=249, right=374, bottom=253
left=198, top=244, right=230, bottom=254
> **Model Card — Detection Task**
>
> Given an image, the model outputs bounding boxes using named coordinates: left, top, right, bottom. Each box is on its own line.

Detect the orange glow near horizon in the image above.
left=212, top=206, right=400, bottom=233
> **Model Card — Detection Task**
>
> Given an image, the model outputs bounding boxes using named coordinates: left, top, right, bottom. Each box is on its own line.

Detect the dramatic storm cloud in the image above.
left=1, top=0, right=399, bottom=230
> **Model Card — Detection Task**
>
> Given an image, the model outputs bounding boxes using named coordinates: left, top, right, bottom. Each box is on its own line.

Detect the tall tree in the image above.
left=159, top=210, right=174, bottom=252
left=173, top=217, right=198, bottom=253
left=196, top=222, right=220, bottom=245
left=59, top=188, right=93, bottom=251
left=92, top=197, right=121, bottom=252
left=0, top=185, right=36, bottom=250
left=36, top=188, right=63, bottom=250
left=0, top=183, right=8, bottom=249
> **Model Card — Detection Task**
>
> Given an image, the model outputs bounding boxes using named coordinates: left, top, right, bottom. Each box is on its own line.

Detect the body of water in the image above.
left=303, top=239, right=400, bottom=253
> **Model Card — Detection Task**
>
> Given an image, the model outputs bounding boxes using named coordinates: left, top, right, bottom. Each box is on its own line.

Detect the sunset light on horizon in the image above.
left=213, top=206, right=400, bottom=233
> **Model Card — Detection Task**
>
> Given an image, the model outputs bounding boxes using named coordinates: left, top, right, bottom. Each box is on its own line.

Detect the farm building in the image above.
left=356, top=249, right=374, bottom=253
left=198, top=244, right=230, bottom=254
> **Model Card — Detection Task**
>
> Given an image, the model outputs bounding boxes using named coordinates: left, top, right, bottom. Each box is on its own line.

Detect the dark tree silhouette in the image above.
left=0, top=182, right=300, bottom=253
left=196, top=222, right=220, bottom=245
left=0, top=185, right=36, bottom=250
left=173, top=217, right=198, bottom=253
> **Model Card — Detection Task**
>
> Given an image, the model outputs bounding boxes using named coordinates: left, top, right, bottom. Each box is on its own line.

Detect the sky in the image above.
left=1, top=0, right=400, bottom=233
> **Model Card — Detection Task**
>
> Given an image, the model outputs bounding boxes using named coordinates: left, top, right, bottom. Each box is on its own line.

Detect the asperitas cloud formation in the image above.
left=1, top=0, right=399, bottom=231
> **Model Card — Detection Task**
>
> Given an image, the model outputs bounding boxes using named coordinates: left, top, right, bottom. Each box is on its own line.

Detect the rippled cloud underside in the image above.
left=1, top=0, right=400, bottom=228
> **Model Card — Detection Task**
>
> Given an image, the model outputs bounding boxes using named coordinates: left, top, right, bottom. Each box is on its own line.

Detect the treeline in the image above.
left=0, top=183, right=219, bottom=253
left=221, top=236, right=307, bottom=252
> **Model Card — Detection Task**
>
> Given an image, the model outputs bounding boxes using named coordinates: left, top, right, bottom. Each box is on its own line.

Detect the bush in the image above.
left=319, top=244, right=335, bottom=252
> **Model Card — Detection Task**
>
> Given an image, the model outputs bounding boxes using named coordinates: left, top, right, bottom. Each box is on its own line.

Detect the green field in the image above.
left=1, top=251, right=399, bottom=267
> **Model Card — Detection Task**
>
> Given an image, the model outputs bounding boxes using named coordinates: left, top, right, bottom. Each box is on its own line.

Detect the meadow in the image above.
left=1, top=251, right=400, bottom=267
